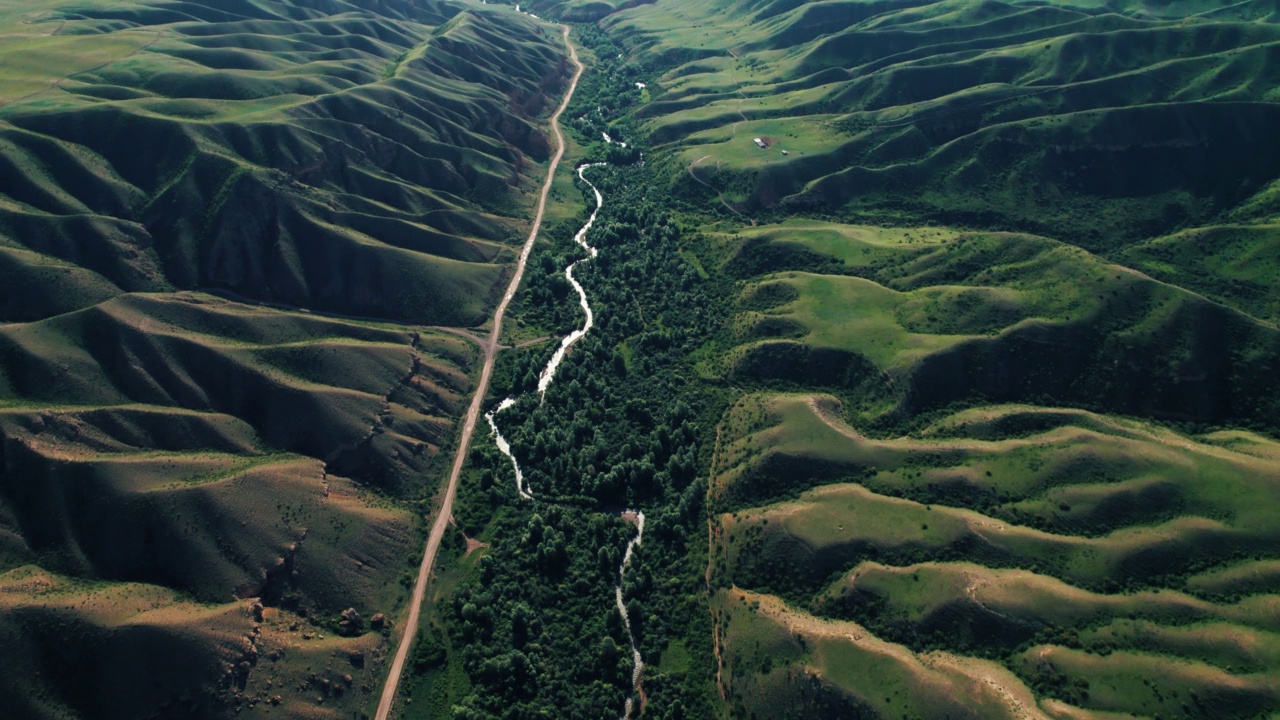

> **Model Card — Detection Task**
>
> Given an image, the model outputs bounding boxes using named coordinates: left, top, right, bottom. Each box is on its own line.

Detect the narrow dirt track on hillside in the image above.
left=374, top=23, right=585, bottom=720
left=688, top=155, right=756, bottom=226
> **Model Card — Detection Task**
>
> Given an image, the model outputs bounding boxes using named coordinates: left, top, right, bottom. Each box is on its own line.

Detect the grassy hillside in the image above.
left=0, top=1, right=576, bottom=717
left=550, top=0, right=1280, bottom=251
left=709, top=222, right=1280, bottom=434
left=1120, top=224, right=1280, bottom=323
left=693, top=215, right=1280, bottom=716
left=0, top=0, right=572, bottom=325
left=709, top=394, right=1280, bottom=719
left=0, top=293, right=479, bottom=718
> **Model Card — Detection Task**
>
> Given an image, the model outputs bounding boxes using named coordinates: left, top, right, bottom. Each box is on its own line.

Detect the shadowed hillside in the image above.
left=0, top=0, right=571, bottom=325
left=0, top=293, right=480, bottom=718
left=0, top=0, right=572, bottom=716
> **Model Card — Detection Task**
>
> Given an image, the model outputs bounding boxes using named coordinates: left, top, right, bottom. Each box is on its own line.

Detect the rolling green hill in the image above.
left=0, top=0, right=572, bottom=717
left=0, top=0, right=571, bottom=325
left=710, top=394, right=1280, bottom=719
left=545, top=0, right=1280, bottom=250
left=698, top=215, right=1280, bottom=718
left=713, top=222, right=1280, bottom=433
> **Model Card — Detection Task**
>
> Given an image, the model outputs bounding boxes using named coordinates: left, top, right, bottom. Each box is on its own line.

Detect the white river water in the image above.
left=537, top=164, right=604, bottom=396
left=485, top=163, right=647, bottom=718
left=616, top=511, right=646, bottom=719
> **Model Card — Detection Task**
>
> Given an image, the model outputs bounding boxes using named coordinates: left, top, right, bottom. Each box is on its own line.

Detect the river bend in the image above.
left=486, top=163, right=647, bottom=718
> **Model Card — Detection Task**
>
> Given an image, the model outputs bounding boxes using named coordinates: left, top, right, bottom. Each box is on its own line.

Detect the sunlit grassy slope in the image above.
left=695, top=217, right=1280, bottom=718
left=537, top=0, right=1280, bottom=250
left=693, top=212, right=1280, bottom=720
left=710, top=394, right=1280, bottom=719
left=0, top=292, right=478, bottom=718
left=711, top=221, right=1280, bottom=433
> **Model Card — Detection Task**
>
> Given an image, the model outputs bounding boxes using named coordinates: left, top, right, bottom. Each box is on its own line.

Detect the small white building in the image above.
left=753, top=137, right=767, bottom=149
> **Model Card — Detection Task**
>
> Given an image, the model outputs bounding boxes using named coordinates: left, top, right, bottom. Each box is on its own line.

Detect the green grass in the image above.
left=0, top=12, right=565, bottom=711
left=679, top=115, right=846, bottom=168
left=711, top=389, right=1280, bottom=712
left=720, top=221, right=957, bottom=265
left=1121, top=224, right=1280, bottom=323
left=742, top=271, right=974, bottom=369
left=0, top=565, right=259, bottom=717
left=0, top=0, right=159, bottom=103
left=0, top=0, right=573, bottom=326
left=397, top=528, right=484, bottom=720
left=715, top=587, right=1035, bottom=719
left=1015, top=644, right=1280, bottom=717
left=0, top=3, right=562, bottom=719
left=714, top=222, right=1280, bottom=432
left=709, top=391, right=1280, bottom=717
left=593, top=0, right=1280, bottom=249
left=0, top=290, right=478, bottom=717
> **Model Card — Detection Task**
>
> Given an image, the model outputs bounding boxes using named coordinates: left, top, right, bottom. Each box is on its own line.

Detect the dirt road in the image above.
left=374, top=23, right=585, bottom=720
left=688, top=155, right=756, bottom=225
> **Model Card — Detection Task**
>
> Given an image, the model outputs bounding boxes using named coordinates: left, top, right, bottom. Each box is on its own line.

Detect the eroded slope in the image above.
left=0, top=0, right=571, bottom=325
left=0, top=1, right=577, bottom=716
left=710, top=395, right=1280, bottom=719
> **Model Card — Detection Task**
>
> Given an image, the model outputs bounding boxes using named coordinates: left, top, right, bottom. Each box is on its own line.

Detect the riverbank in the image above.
left=373, top=21, right=587, bottom=720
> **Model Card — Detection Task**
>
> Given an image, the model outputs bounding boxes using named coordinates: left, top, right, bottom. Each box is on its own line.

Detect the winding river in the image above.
left=485, top=163, right=648, bottom=718
left=537, top=164, right=604, bottom=396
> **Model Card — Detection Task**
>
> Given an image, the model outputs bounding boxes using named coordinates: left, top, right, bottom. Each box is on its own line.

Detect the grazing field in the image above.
left=693, top=217, right=1280, bottom=717
left=709, top=393, right=1280, bottom=719
left=560, top=0, right=1280, bottom=250
left=711, top=222, right=1280, bottom=433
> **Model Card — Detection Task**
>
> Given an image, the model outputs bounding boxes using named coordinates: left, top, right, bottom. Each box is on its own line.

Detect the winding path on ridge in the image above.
left=374, top=22, right=585, bottom=720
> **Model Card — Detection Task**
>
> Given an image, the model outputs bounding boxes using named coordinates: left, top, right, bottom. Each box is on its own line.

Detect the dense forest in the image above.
left=439, top=164, right=725, bottom=719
